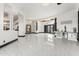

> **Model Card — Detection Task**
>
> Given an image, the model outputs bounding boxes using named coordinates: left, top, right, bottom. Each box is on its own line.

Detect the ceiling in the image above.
left=11, top=3, right=77, bottom=20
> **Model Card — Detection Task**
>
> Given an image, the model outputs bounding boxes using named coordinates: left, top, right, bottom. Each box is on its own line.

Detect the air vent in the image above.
left=57, top=3, right=62, bottom=5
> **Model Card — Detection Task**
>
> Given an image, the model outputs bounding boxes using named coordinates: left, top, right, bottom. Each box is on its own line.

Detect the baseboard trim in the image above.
left=18, top=35, right=25, bottom=37
left=25, top=32, right=50, bottom=34
left=38, top=32, right=45, bottom=33
left=0, top=39, right=18, bottom=48
left=25, top=32, right=38, bottom=34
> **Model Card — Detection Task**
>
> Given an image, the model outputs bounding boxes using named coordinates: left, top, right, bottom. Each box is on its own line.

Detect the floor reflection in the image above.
left=0, top=33, right=79, bottom=56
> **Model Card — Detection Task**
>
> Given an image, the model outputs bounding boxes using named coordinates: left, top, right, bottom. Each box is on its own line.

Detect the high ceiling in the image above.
left=11, top=3, right=77, bottom=20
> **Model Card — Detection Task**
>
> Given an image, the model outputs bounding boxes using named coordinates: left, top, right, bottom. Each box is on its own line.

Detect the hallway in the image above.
left=0, top=33, right=79, bottom=56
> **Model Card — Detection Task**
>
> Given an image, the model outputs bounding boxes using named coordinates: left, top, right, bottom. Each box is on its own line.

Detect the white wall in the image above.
left=24, top=20, right=37, bottom=33
left=0, top=4, right=3, bottom=31
left=37, top=19, right=55, bottom=33
left=17, top=3, right=79, bottom=36
left=16, top=3, right=77, bottom=35
left=25, top=20, right=50, bottom=33
left=0, top=31, right=18, bottom=46
left=0, top=4, right=18, bottom=46
left=57, top=9, right=78, bottom=32
left=38, top=21, right=47, bottom=32
left=19, top=15, right=25, bottom=36
left=48, top=20, right=55, bottom=25
left=38, top=22, right=44, bottom=32
left=55, top=8, right=78, bottom=41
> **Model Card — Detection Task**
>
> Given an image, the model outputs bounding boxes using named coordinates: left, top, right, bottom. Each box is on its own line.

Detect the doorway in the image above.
left=44, top=25, right=54, bottom=33
left=44, top=18, right=57, bottom=33
left=26, top=25, right=31, bottom=33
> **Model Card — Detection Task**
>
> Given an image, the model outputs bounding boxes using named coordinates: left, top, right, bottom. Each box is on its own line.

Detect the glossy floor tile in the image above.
left=0, top=33, right=79, bottom=56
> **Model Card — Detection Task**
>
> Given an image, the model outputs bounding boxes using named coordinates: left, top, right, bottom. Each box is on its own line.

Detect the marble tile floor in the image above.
left=0, top=33, right=79, bottom=56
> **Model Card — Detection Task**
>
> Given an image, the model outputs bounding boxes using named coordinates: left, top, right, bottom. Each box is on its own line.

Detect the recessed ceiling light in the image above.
left=42, top=3, right=50, bottom=6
